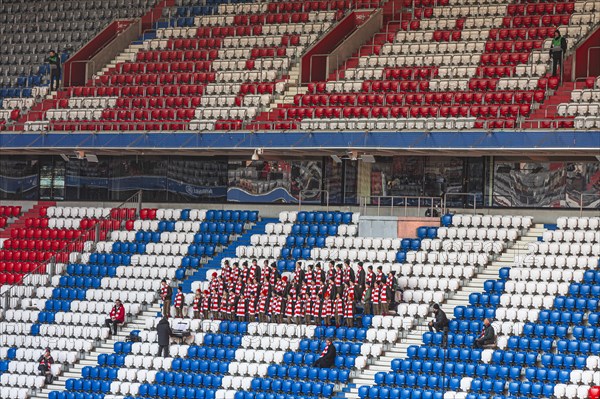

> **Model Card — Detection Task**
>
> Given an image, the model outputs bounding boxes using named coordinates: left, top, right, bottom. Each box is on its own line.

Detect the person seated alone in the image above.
left=428, top=303, right=449, bottom=333
left=38, top=348, right=54, bottom=384
left=105, top=299, right=125, bottom=335
left=474, top=318, right=496, bottom=348
left=312, top=338, right=336, bottom=368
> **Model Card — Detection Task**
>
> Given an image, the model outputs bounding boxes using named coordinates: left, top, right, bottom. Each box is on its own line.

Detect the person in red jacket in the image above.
left=105, top=299, right=125, bottom=335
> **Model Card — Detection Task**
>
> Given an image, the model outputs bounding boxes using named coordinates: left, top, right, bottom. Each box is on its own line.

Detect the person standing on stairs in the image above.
left=174, top=286, right=184, bottom=318
left=156, top=317, right=173, bottom=358
left=428, top=303, right=449, bottom=333
left=160, top=279, right=173, bottom=318
left=550, top=30, right=567, bottom=78
left=45, top=50, right=61, bottom=92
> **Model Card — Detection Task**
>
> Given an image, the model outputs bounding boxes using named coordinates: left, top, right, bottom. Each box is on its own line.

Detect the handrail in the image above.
left=587, top=46, right=600, bottom=77
left=360, top=195, right=443, bottom=217
left=580, top=193, right=600, bottom=217
left=0, top=190, right=143, bottom=315
left=443, top=192, right=479, bottom=214
left=299, top=189, right=330, bottom=211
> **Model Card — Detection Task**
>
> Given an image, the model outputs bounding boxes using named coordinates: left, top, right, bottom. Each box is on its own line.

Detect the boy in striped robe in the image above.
left=334, top=293, right=343, bottom=327
left=294, top=294, right=306, bottom=324
left=284, top=294, right=295, bottom=324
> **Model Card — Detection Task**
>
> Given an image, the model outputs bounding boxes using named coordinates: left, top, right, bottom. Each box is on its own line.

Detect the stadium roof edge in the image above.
left=1, top=130, right=599, bottom=156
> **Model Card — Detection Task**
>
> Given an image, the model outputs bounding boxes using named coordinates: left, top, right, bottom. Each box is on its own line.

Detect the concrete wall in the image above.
left=358, top=216, right=398, bottom=238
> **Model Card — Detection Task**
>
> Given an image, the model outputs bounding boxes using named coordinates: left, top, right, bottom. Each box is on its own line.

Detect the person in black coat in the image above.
left=428, top=303, right=449, bottom=333
left=156, top=317, right=173, bottom=357
left=312, top=338, right=336, bottom=368
left=474, top=318, right=496, bottom=348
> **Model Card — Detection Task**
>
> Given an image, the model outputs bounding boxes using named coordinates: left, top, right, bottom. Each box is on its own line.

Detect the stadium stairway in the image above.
left=32, top=210, right=264, bottom=399
left=182, top=217, right=278, bottom=291
left=31, top=302, right=162, bottom=399
left=525, top=81, right=587, bottom=128
left=0, top=201, right=54, bottom=239
left=337, top=222, right=547, bottom=399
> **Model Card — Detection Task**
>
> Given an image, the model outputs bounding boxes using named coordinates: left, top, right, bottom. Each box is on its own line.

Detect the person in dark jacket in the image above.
left=428, top=303, right=449, bottom=332
left=550, top=30, right=567, bottom=77
left=474, top=318, right=496, bottom=348
left=156, top=317, right=173, bottom=357
left=312, top=338, right=337, bottom=368
left=45, top=50, right=61, bottom=92
left=38, top=348, right=54, bottom=383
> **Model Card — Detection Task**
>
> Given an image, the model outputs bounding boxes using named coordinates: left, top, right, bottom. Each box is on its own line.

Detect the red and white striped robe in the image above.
left=269, top=295, right=282, bottom=315
left=305, top=271, right=313, bottom=285
left=284, top=298, right=294, bottom=317
left=344, top=295, right=354, bottom=319
left=174, top=292, right=184, bottom=308
left=235, top=297, right=246, bottom=317
left=245, top=283, right=258, bottom=299
left=221, top=266, right=231, bottom=283
left=231, top=267, right=240, bottom=285
left=321, top=298, right=332, bottom=318
left=192, top=296, right=201, bottom=311
left=201, top=296, right=210, bottom=312
left=210, top=294, right=220, bottom=312
left=300, top=283, right=308, bottom=297
left=334, top=270, right=342, bottom=288
left=343, top=267, right=352, bottom=285
left=274, top=279, right=287, bottom=296
left=247, top=295, right=257, bottom=316
left=220, top=296, right=229, bottom=315
left=294, top=298, right=305, bottom=317
left=380, top=285, right=388, bottom=304
left=311, top=297, right=321, bottom=318
left=365, top=271, right=374, bottom=287
left=258, top=294, right=269, bottom=314
left=334, top=298, right=344, bottom=316
left=371, top=286, right=380, bottom=305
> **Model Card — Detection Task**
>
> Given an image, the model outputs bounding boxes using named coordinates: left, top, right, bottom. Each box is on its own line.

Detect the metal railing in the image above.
left=443, top=192, right=480, bottom=214
left=0, top=191, right=143, bottom=316
left=579, top=193, right=600, bottom=216
left=299, top=189, right=330, bottom=211
left=360, top=195, right=442, bottom=217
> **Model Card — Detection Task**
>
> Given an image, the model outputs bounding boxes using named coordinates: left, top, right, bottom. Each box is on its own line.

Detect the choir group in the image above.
left=161, top=259, right=399, bottom=327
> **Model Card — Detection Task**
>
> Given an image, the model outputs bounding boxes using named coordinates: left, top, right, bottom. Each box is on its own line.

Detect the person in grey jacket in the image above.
left=474, top=318, right=496, bottom=348
left=156, top=317, right=172, bottom=357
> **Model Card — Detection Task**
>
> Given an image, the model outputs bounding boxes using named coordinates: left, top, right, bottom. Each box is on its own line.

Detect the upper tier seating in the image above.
left=559, top=76, right=600, bottom=129
left=23, top=0, right=369, bottom=132
left=257, top=0, right=599, bottom=130
left=0, top=0, right=158, bottom=130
